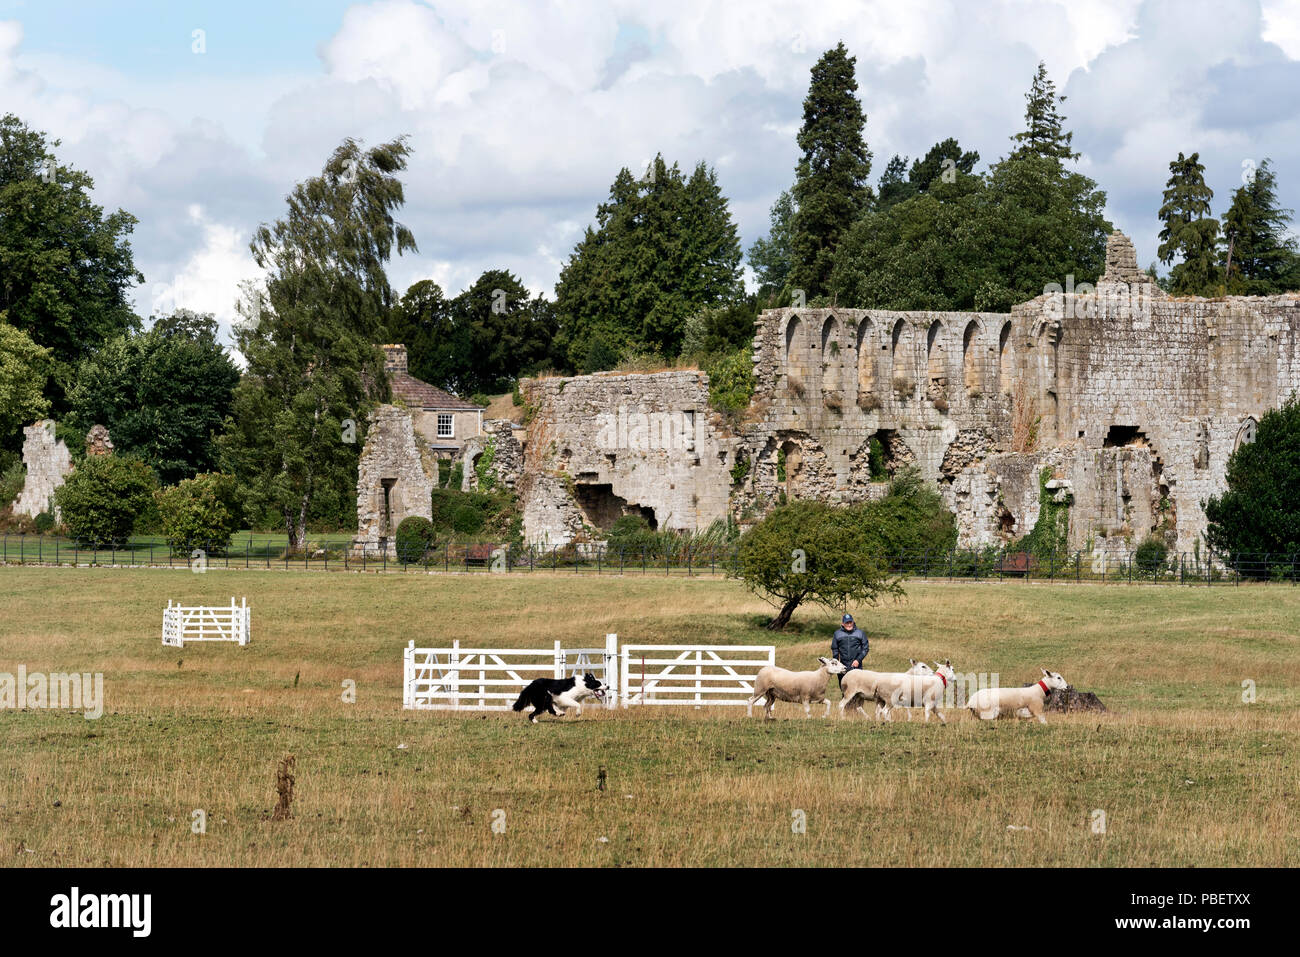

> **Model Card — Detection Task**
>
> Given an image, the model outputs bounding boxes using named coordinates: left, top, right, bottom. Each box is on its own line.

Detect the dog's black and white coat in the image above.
left=512, top=673, right=609, bottom=723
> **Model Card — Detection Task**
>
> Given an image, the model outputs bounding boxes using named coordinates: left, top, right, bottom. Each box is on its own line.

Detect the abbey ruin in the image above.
left=508, top=233, right=1300, bottom=559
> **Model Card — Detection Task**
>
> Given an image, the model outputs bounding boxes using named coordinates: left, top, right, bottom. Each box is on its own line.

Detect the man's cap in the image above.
left=841, top=613, right=854, bottom=624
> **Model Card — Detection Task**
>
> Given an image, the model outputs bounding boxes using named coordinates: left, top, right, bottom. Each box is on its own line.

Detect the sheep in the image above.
left=967, top=669, right=1068, bottom=724
left=748, top=656, right=848, bottom=719
left=884, top=659, right=958, bottom=723
left=838, top=660, right=933, bottom=719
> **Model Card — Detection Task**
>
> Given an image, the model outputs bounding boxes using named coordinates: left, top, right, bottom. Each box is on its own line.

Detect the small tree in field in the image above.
left=1205, top=397, right=1300, bottom=569
left=734, top=499, right=902, bottom=630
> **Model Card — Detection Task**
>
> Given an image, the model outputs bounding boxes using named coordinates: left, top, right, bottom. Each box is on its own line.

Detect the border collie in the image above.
left=512, top=673, right=609, bottom=723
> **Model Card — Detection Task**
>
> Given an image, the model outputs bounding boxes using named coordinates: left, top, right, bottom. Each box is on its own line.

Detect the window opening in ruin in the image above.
left=998, top=321, right=1013, bottom=395
left=926, top=320, right=946, bottom=402
left=856, top=318, right=875, bottom=398
left=780, top=440, right=804, bottom=498
left=962, top=320, right=980, bottom=395
left=1103, top=425, right=1146, bottom=448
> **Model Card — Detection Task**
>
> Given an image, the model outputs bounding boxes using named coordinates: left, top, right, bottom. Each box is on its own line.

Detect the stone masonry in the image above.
left=13, top=420, right=73, bottom=520
left=352, top=404, right=436, bottom=558
left=502, top=233, right=1299, bottom=557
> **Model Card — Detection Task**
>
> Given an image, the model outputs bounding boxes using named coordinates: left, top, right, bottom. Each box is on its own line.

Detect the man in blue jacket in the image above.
left=831, top=613, right=868, bottom=689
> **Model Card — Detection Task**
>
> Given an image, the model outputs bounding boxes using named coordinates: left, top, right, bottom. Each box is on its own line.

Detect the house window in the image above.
left=437, top=413, right=454, bottom=439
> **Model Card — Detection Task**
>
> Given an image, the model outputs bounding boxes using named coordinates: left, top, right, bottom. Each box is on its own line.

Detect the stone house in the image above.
left=382, top=344, right=485, bottom=456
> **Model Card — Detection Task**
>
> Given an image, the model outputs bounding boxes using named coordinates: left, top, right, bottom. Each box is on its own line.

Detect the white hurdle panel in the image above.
left=162, top=597, right=251, bottom=647
left=404, top=634, right=619, bottom=711
left=620, top=644, right=775, bottom=711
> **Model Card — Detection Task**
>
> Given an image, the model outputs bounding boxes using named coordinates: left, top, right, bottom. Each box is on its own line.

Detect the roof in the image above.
left=389, top=371, right=484, bottom=412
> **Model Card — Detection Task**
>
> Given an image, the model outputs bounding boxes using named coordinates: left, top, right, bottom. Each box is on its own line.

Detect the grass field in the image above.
left=1, top=567, right=1297, bottom=867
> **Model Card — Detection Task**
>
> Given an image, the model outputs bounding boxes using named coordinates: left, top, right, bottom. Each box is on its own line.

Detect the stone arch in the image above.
left=997, top=321, right=1013, bottom=395
left=784, top=314, right=803, bottom=361
left=856, top=318, right=876, bottom=403
left=784, top=314, right=807, bottom=395
left=819, top=314, right=841, bottom=392
left=1234, top=416, right=1258, bottom=452
left=890, top=318, right=913, bottom=398
left=926, top=319, right=947, bottom=403
left=962, top=319, right=981, bottom=395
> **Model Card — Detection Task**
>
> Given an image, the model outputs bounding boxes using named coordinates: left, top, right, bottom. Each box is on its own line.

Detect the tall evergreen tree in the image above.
left=747, top=190, right=796, bottom=300
left=554, top=155, right=742, bottom=370
left=1010, top=61, right=1079, bottom=162
left=220, top=137, right=415, bottom=546
left=1219, top=159, right=1299, bottom=295
left=1157, top=151, right=1220, bottom=296
left=788, top=42, right=872, bottom=300
left=446, top=270, right=556, bottom=396
left=875, top=155, right=913, bottom=210
left=909, top=138, right=980, bottom=192
left=0, top=113, right=143, bottom=414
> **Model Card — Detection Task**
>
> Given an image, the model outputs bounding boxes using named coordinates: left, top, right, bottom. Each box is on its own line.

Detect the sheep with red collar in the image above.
left=885, top=659, right=957, bottom=723
left=967, top=669, right=1068, bottom=724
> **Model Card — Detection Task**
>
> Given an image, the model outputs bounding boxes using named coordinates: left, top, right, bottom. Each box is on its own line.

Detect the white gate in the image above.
left=162, top=598, right=250, bottom=647
left=620, top=644, right=774, bottom=710
left=404, top=634, right=619, bottom=711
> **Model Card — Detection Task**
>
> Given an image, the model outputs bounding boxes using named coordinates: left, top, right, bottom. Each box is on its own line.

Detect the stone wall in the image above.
left=352, top=405, right=436, bottom=558
left=513, top=233, right=1300, bottom=556
left=13, top=421, right=72, bottom=520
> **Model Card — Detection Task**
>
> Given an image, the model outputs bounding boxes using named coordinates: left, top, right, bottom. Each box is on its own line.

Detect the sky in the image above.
left=4, top=0, right=1300, bottom=348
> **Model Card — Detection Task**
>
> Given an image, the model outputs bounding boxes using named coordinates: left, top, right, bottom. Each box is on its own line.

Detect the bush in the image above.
left=851, top=467, right=958, bottom=557
left=704, top=348, right=756, bottom=417
left=154, top=472, right=242, bottom=553
left=55, top=455, right=157, bottom=546
left=452, top=503, right=486, bottom=536
left=34, top=511, right=56, bottom=533
left=1135, top=535, right=1169, bottom=574
left=606, top=514, right=660, bottom=554
left=0, top=453, right=25, bottom=512
left=395, top=516, right=436, bottom=563
left=1205, top=397, right=1300, bottom=570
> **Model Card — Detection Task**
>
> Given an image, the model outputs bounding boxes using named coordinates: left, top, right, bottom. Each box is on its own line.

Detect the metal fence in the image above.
left=1, top=533, right=1296, bottom=584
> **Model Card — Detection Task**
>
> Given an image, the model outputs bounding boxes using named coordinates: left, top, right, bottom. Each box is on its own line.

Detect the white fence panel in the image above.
left=404, top=634, right=618, bottom=711
left=161, top=598, right=250, bottom=647
left=620, top=644, right=774, bottom=711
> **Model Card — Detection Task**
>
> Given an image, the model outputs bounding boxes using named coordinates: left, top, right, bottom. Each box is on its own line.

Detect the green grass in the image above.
left=0, top=568, right=1296, bottom=866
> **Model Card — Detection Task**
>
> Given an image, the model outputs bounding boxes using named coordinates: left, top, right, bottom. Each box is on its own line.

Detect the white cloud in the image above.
left=2, top=0, right=1298, bottom=346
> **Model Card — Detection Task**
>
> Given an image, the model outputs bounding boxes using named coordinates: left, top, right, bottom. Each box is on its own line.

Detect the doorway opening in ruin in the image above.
left=573, top=482, right=656, bottom=531
left=380, top=477, right=397, bottom=542
left=1103, top=425, right=1147, bottom=448
left=865, top=429, right=913, bottom=481
left=779, top=440, right=804, bottom=499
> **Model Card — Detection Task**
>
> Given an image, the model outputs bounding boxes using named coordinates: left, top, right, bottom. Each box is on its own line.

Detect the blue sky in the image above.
left=3, top=0, right=1299, bottom=348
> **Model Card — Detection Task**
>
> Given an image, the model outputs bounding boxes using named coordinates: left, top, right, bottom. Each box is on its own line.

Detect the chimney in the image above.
left=382, top=344, right=408, bottom=374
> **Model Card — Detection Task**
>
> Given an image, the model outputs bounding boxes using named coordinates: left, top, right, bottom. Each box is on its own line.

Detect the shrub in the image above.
left=55, top=455, right=157, bottom=546
left=1205, top=397, right=1300, bottom=570
left=0, top=453, right=25, bottom=512
left=850, top=467, right=957, bottom=557
left=34, top=511, right=56, bottom=533
left=705, top=348, right=755, bottom=417
left=395, top=516, right=436, bottom=564
left=154, top=473, right=242, bottom=553
left=606, top=514, right=660, bottom=554
left=1135, top=535, right=1169, bottom=574
left=452, top=503, right=486, bottom=536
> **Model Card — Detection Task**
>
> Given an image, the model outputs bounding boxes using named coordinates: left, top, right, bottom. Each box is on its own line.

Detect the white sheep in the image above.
left=885, top=659, right=957, bottom=723
left=967, top=669, right=1068, bottom=724
left=838, top=659, right=934, bottom=719
left=749, top=656, right=848, bottom=719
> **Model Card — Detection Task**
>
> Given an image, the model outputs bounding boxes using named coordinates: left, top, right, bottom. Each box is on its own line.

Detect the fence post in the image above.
left=403, top=640, right=414, bottom=709
left=554, top=639, right=563, bottom=679
left=605, top=633, right=619, bottom=709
